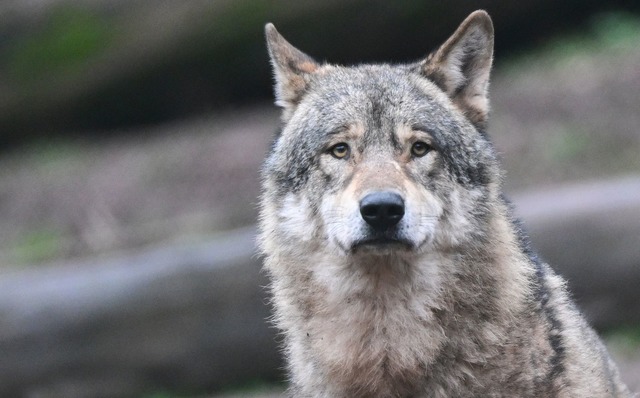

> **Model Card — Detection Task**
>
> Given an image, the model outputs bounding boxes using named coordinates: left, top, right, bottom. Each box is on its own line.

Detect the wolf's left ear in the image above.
left=421, top=10, right=494, bottom=129
left=265, top=23, right=319, bottom=117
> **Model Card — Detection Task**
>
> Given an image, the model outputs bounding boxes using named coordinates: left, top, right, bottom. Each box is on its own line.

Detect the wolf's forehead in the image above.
left=308, top=65, right=450, bottom=128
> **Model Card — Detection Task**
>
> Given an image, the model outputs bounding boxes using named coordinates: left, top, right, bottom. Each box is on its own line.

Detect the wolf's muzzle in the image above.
left=359, top=191, right=405, bottom=231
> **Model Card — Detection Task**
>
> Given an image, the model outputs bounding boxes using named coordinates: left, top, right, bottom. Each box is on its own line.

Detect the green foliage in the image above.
left=605, top=324, right=640, bottom=359
left=606, top=325, right=640, bottom=346
left=24, top=138, right=89, bottom=173
left=6, top=5, right=115, bottom=83
left=591, top=11, right=640, bottom=50
left=10, top=228, right=63, bottom=265
left=549, top=11, right=640, bottom=57
left=503, top=11, right=640, bottom=71
left=544, top=126, right=591, bottom=162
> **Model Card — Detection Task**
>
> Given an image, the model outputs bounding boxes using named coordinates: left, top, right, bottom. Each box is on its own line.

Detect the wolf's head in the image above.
left=260, top=11, right=502, bottom=259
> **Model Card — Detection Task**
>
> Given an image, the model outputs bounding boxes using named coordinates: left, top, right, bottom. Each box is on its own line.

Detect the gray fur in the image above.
left=259, top=10, right=632, bottom=397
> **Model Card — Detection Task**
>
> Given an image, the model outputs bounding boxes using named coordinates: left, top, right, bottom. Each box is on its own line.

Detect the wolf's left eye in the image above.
left=329, top=143, right=350, bottom=159
left=411, top=141, right=431, bottom=157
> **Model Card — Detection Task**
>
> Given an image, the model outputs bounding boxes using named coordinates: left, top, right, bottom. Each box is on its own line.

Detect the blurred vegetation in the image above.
left=607, top=325, right=640, bottom=348
left=10, top=227, right=63, bottom=265
left=6, top=5, right=115, bottom=84
left=0, top=4, right=639, bottom=268
left=504, top=11, right=640, bottom=68
left=489, top=10, right=640, bottom=192
left=605, top=325, right=640, bottom=375
left=1, top=0, right=639, bottom=141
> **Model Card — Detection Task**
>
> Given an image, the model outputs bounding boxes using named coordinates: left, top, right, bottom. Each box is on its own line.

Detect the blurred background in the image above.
left=0, top=1, right=639, bottom=397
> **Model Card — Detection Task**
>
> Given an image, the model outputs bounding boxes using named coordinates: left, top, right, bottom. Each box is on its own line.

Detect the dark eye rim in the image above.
left=328, top=142, right=351, bottom=159
left=411, top=141, right=432, bottom=157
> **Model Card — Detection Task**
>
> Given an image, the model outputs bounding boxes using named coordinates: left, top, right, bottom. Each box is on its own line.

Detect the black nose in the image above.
left=359, top=192, right=405, bottom=231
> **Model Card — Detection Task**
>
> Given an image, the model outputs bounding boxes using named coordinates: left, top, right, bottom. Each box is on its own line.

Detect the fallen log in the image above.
left=511, top=175, right=640, bottom=329
left=0, top=227, right=281, bottom=397
left=0, top=177, right=638, bottom=397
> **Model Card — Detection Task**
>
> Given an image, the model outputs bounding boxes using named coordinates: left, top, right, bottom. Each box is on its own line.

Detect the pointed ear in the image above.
left=421, top=10, right=494, bottom=129
left=265, top=23, right=319, bottom=115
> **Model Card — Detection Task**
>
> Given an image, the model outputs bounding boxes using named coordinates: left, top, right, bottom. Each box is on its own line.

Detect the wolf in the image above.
left=258, top=10, right=632, bottom=397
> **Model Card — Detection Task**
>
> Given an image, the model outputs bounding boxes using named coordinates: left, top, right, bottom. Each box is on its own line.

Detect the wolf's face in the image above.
left=261, top=12, right=499, bottom=258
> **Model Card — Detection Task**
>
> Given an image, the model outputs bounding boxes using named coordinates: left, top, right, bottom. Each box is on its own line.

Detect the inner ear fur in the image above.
left=421, top=10, right=494, bottom=129
left=265, top=23, right=319, bottom=115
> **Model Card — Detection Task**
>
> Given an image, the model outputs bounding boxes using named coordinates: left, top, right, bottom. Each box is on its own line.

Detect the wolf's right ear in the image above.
left=265, top=24, right=319, bottom=116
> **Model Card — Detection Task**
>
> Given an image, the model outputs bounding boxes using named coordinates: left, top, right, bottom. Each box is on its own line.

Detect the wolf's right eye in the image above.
left=329, top=143, right=350, bottom=159
left=411, top=141, right=431, bottom=157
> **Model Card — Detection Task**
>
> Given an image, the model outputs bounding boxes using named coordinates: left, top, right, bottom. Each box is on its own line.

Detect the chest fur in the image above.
left=283, top=257, right=449, bottom=395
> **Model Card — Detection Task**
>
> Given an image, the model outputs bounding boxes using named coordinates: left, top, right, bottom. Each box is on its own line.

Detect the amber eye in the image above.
left=411, top=141, right=431, bottom=157
left=329, top=143, right=350, bottom=159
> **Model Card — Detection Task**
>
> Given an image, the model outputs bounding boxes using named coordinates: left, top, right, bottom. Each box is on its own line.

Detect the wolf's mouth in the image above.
left=351, top=236, right=413, bottom=252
